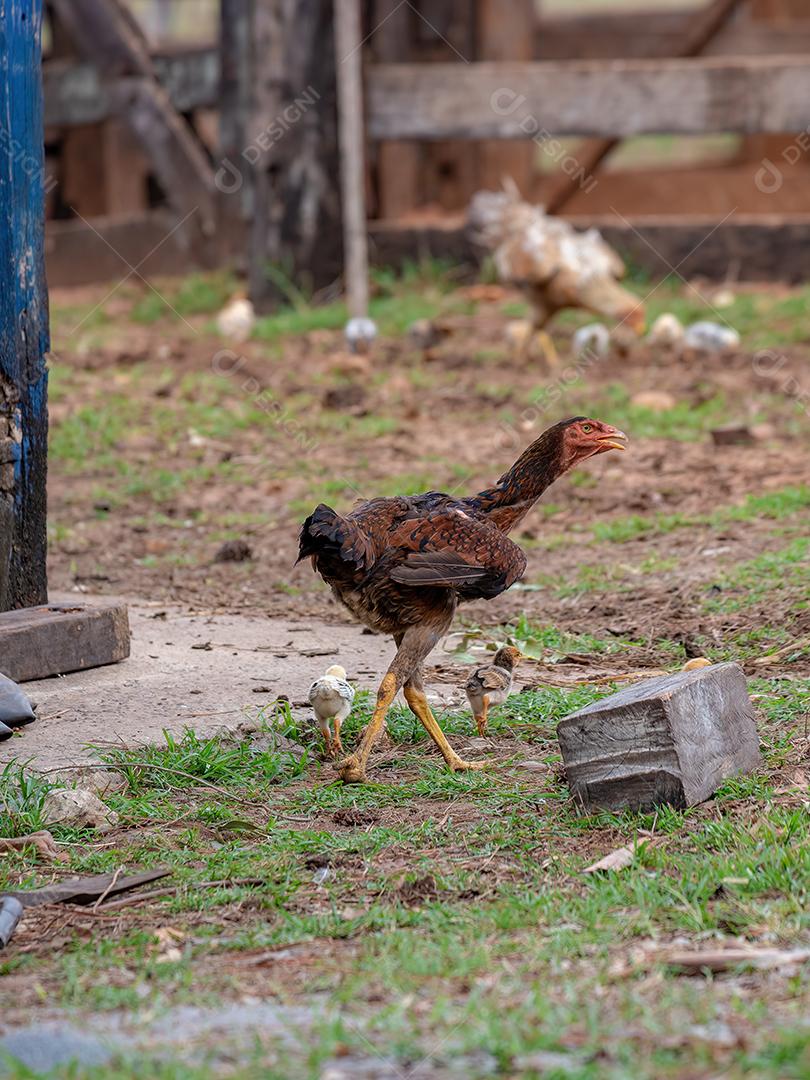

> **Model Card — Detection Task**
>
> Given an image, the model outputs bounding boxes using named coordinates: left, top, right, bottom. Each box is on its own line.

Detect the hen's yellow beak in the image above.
left=597, top=430, right=628, bottom=452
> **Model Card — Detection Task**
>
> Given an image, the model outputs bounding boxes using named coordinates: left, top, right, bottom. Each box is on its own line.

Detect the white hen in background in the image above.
left=216, top=294, right=255, bottom=343
left=307, top=664, right=355, bottom=759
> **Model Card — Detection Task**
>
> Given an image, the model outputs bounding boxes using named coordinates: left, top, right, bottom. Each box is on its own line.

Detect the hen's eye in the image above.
left=581, top=423, right=592, bottom=433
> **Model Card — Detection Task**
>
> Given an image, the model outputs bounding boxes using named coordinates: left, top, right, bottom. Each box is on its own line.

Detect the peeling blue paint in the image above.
left=0, top=0, right=49, bottom=609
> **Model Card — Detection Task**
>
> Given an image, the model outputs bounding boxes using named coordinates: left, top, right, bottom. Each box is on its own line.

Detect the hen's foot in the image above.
left=447, top=754, right=492, bottom=773
left=336, top=753, right=367, bottom=784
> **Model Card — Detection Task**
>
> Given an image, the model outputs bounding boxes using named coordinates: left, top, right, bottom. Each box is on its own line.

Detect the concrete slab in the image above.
left=0, top=595, right=394, bottom=773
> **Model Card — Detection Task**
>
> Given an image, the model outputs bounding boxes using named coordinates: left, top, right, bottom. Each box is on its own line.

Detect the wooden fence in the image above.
left=40, top=0, right=810, bottom=288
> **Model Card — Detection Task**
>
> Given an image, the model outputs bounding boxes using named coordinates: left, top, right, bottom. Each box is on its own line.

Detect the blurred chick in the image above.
left=216, top=293, right=255, bottom=343
left=572, top=323, right=610, bottom=361
left=308, top=664, right=355, bottom=759
left=465, top=646, right=523, bottom=737
left=468, top=183, right=645, bottom=371
left=345, top=317, right=378, bottom=355
left=647, top=312, right=684, bottom=349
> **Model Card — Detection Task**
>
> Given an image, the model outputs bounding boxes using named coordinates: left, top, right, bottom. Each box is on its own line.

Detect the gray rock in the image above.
left=557, top=662, right=761, bottom=811
left=42, top=787, right=119, bottom=832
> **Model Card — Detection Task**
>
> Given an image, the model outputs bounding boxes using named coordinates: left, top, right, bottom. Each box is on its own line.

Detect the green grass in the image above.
left=2, top=677, right=808, bottom=1077
left=0, top=762, right=55, bottom=838
left=704, top=536, right=810, bottom=614
left=589, top=485, right=810, bottom=545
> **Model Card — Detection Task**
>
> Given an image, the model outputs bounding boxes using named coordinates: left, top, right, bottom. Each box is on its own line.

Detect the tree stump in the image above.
left=557, top=662, right=761, bottom=812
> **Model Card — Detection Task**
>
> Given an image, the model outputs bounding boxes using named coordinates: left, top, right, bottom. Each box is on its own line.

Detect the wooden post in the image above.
left=221, top=0, right=343, bottom=308
left=373, top=0, right=422, bottom=219
left=0, top=0, right=50, bottom=611
left=334, top=0, right=369, bottom=321
left=476, top=0, right=535, bottom=194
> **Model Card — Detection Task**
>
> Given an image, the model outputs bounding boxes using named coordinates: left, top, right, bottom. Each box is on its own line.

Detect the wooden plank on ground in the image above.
left=367, top=56, right=810, bottom=139
left=0, top=604, right=130, bottom=683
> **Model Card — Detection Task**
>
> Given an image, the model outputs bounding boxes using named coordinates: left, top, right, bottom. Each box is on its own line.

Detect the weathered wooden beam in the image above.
left=557, top=663, right=761, bottom=812
left=368, top=214, right=810, bottom=284
left=43, top=46, right=218, bottom=128
left=0, top=604, right=130, bottom=683
left=44, top=211, right=203, bottom=286
left=0, top=0, right=50, bottom=612
left=367, top=55, right=810, bottom=139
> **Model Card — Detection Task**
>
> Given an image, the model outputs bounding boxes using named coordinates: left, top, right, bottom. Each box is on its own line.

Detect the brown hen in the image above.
left=298, top=417, right=626, bottom=783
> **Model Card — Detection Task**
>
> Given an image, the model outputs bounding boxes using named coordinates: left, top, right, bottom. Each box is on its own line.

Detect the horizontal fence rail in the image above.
left=367, top=56, right=810, bottom=139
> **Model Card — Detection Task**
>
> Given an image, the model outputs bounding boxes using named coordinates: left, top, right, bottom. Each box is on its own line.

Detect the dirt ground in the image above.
left=2, top=273, right=807, bottom=1079
left=46, top=274, right=810, bottom=674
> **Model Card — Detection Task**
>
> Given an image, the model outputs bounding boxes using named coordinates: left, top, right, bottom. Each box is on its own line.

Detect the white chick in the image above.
left=683, top=321, right=740, bottom=353
left=307, top=664, right=355, bottom=759
left=572, top=323, right=610, bottom=361
left=646, top=313, right=684, bottom=348
left=344, top=317, right=377, bottom=355
left=216, top=295, right=255, bottom=343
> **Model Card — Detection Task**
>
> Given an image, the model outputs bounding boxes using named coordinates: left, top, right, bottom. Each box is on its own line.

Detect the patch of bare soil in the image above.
left=47, top=288, right=810, bottom=680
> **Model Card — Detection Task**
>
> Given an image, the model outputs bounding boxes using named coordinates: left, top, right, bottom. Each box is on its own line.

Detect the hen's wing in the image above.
left=388, top=509, right=527, bottom=599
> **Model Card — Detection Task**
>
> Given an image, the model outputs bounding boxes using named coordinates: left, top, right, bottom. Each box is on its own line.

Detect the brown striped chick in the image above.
left=464, top=646, right=523, bottom=737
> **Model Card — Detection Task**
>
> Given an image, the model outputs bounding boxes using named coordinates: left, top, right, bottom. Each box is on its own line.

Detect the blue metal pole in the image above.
left=0, top=0, right=49, bottom=610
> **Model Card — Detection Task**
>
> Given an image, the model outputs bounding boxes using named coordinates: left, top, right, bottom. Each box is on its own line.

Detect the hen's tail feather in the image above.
left=297, top=504, right=374, bottom=570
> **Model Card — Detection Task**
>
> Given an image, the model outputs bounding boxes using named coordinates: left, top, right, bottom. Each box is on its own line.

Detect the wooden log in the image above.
left=0, top=603, right=130, bottom=683
left=367, top=56, right=810, bottom=139
left=0, top=0, right=50, bottom=611
left=334, top=0, right=370, bottom=321
left=557, top=662, right=761, bottom=812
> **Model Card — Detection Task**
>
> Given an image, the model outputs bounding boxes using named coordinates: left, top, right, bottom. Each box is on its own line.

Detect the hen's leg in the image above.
left=532, top=330, right=560, bottom=372
left=404, top=668, right=490, bottom=773
left=338, top=671, right=400, bottom=783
